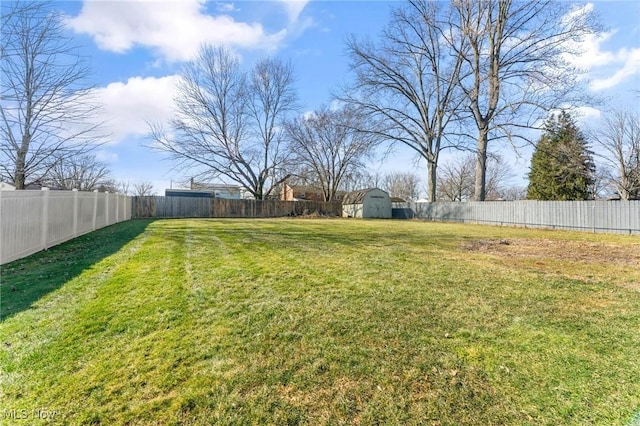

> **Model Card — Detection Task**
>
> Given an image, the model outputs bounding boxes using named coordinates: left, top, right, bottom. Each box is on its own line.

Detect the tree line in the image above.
left=2, top=1, right=638, bottom=201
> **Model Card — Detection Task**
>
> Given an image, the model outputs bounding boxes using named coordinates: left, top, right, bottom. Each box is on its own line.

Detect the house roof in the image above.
left=286, top=185, right=321, bottom=192
left=0, top=182, right=15, bottom=191
left=191, top=183, right=241, bottom=191
left=288, top=185, right=343, bottom=194
left=342, top=188, right=388, bottom=205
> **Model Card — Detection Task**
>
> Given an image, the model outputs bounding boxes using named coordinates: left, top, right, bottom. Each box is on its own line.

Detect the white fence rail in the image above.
left=1, top=189, right=132, bottom=265
left=403, top=200, right=640, bottom=235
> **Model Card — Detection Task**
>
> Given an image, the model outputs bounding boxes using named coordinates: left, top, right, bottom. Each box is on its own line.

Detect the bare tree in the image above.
left=0, top=1, right=104, bottom=189
left=591, top=110, right=640, bottom=200
left=341, top=0, right=466, bottom=201
left=247, top=57, right=298, bottom=196
left=340, top=170, right=384, bottom=194
left=449, top=0, right=599, bottom=200
left=44, top=154, right=111, bottom=191
left=284, top=105, right=379, bottom=201
left=501, top=185, right=527, bottom=201
left=150, top=45, right=296, bottom=200
left=484, top=154, right=516, bottom=200
left=437, top=155, right=475, bottom=201
left=132, top=180, right=155, bottom=197
left=437, top=153, right=514, bottom=201
left=115, top=180, right=131, bottom=195
left=383, top=172, right=421, bottom=201
left=589, top=166, right=615, bottom=200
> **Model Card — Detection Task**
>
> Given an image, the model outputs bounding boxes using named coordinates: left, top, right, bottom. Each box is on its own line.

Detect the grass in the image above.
left=1, top=218, right=639, bottom=425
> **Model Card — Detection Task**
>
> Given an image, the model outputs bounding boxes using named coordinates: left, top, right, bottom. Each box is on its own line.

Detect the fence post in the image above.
left=73, top=188, right=79, bottom=237
left=115, top=193, right=119, bottom=223
left=93, top=190, right=99, bottom=230
left=41, top=187, right=50, bottom=250
left=105, top=192, right=110, bottom=225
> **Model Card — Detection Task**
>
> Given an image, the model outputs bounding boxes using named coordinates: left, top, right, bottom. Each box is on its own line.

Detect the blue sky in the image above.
left=53, top=0, right=640, bottom=194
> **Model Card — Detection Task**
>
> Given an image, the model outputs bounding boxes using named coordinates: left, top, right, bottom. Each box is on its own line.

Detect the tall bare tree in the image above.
left=383, top=172, right=421, bottom=201
left=340, top=170, right=384, bottom=194
left=591, top=110, right=640, bottom=200
left=449, top=0, right=598, bottom=200
left=437, top=155, right=475, bottom=201
left=113, top=180, right=131, bottom=195
left=438, top=153, right=514, bottom=201
left=150, top=45, right=296, bottom=200
left=247, top=57, right=298, bottom=197
left=0, top=1, right=103, bottom=189
left=44, top=154, right=111, bottom=191
left=132, top=180, right=155, bottom=197
left=341, top=0, right=466, bottom=201
left=284, top=105, right=379, bottom=201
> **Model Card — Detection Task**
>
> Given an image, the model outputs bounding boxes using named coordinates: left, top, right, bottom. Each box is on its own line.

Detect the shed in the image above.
left=342, top=188, right=392, bottom=218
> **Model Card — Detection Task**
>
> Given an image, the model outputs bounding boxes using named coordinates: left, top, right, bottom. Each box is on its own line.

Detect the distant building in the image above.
left=0, top=182, right=16, bottom=191
left=166, top=180, right=253, bottom=199
left=165, top=186, right=249, bottom=199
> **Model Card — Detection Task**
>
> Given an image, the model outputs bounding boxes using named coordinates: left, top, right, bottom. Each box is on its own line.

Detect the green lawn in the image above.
left=1, top=218, right=639, bottom=425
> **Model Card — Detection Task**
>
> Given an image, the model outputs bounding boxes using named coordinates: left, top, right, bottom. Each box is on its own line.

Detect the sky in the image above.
left=48, top=0, right=640, bottom=195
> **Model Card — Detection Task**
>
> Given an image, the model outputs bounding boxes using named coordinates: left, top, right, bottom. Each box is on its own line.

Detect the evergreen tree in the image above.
left=527, top=111, right=595, bottom=200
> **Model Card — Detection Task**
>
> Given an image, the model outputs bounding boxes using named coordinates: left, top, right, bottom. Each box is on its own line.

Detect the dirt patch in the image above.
left=461, top=238, right=640, bottom=267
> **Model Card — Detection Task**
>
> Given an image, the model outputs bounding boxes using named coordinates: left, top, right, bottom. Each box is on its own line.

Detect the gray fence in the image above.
left=132, top=196, right=342, bottom=219
left=400, top=200, right=640, bottom=234
left=1, top=189, right=132, bottom=264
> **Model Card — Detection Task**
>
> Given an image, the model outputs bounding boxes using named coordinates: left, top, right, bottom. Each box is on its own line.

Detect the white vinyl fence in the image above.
left=1, top=189, right=132, bottom=265
left=404, top=200, right=640, bottom=235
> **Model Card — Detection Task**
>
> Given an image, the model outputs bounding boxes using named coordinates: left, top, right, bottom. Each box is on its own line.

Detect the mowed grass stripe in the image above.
left=1, top=219, right=639, bottom=425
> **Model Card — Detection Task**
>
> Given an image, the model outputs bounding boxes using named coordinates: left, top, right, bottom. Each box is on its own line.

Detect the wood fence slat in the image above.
left=132, top=197, right=342, bottom=219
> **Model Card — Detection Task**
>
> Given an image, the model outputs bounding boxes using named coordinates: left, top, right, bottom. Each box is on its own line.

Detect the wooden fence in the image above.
left=132, top=196, right=342, bottom=219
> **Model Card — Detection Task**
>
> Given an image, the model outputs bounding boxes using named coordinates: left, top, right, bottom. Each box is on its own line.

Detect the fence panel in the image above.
left=94, top=194, right=106, bottom=229
left=1, top=191, right=44, bottom=264
left=404, top=200, right=640, bottom=234
left=1, top=190, right=132, bottom=265
left=131, top=196, right=342, bottom=219
left=77, top=193, right=97, bottom=235
left=46, top=192, right=76, bottom=247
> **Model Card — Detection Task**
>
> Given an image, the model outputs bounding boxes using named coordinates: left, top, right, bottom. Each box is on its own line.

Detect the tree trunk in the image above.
left=620, top=171, right=630, bottom=201
left=427, top=161, right=437, bottom=202
left=14, top=146, right=27, bottom=190
left=473, top=128, right=489, bottom=201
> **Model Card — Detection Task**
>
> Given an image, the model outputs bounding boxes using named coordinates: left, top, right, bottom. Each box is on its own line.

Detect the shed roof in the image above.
left=342, top=188, right=388, bottom=205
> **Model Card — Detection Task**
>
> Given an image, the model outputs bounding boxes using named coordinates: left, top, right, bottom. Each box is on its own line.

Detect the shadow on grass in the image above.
left=0, top=219, right=153, bottom=322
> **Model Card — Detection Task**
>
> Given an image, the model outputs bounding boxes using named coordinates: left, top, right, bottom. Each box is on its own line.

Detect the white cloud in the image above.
left=216, top=2, right=237, bottom=13
left=563, top=25, right=640, bottom=91
left=67, top=0, right=288, bottom=62
left=93, top=75, right=180, bottom=143
left=590, top=48, right=640, bottom=91
left=573, top=106, right=602, bottom=124
left=277, top=0, right=310, bottom=24
left=95, top=149, right=119, bottom=163
left=565, top=31, right=617, bottom=71
left=562, top=2, right=594, bottom=26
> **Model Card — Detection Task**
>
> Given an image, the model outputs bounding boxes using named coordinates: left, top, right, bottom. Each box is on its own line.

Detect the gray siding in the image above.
left=403, top=201, right=640, bottom=234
